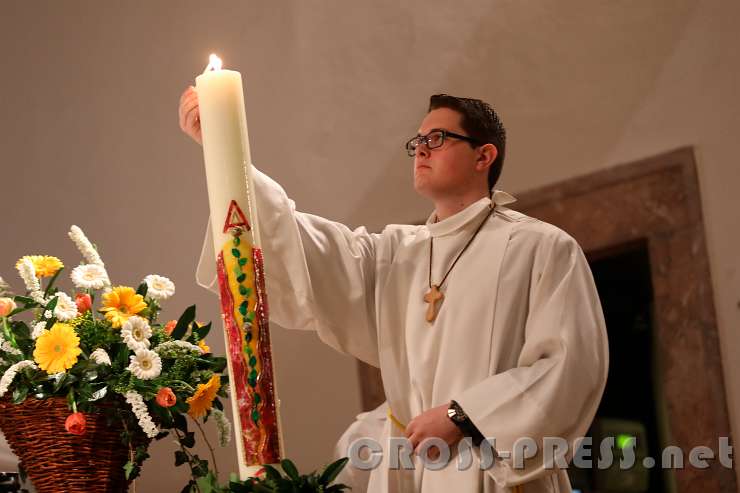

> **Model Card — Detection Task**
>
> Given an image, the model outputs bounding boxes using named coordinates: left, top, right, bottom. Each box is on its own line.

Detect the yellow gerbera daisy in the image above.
left=15, top=255, right=64, bottom=278
left=33, top=323, right=81, bottom=373
left=186, top=374, right=221, bottom=419
left=100, top=286, right=147, bottom=329
left=197, top=339, right=210, bottom=353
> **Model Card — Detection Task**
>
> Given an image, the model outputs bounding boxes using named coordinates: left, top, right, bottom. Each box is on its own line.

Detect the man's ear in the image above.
left=475, top=143, right=497, bottom=172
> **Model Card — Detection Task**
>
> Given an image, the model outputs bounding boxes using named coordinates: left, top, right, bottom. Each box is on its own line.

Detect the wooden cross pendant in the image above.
left=423, top=284, right=444, bottom=323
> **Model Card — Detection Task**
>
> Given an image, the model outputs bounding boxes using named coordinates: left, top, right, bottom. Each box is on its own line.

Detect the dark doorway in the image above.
left=570, top=240, right=671, bottom=493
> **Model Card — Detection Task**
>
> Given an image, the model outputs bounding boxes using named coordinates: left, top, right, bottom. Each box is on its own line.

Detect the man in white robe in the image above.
left=180, top=90, right=609, bottom=492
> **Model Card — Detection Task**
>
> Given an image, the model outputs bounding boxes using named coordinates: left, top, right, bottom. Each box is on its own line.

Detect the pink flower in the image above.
left=156, top=387, right=177, bottom=408
left=65, top=412, right=87, bottom=435
left=0, top=298, right=16, bottom=317
left=75, top=293, right=92, bottom=314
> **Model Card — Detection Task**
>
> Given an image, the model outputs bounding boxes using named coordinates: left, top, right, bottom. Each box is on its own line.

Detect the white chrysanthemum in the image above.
left=212, top=409, right=232, bottom=447
left=52, top=293, right=78, bottom=321
left=15, top=259, right=45, bottom=303
left=70, top=263, right=109, bottom=290
left=154, top=340, right=203, bottom=356
left=0, top=276, right=10, bottom=297
left=0, top=361, right=37, bottom=397
left=90, top=348, right=111, bottom=366
left=124, top=390, right=159, bottom=438
left=128, top=349, right=161, bottom=380
left=31, top=322, right=47, bottom=339
left=143, top=275, right=175, bottom=301
left=68, top=225, right=104, bottom=266
left=120, top=316, right=152, bottom=351
left=0, top=333, right=22, bottom=356
left=16, top=259, right=40, bottom=292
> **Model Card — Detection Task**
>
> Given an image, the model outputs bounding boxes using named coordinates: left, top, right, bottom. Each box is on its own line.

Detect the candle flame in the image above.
left=203, top=54, right=223, bottom=73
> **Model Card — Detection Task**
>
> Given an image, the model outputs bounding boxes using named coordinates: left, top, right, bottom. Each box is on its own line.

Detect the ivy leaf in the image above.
left=181, top=431, right=196, bottom=448
left=195, top=472, right=220, bottom=493
left=123, top=460, right=141, bottom=480
left=179, top=480, right=196, bottom=493
left=135, top=445, right=150, bottom=463
left=174, top=450, right=189, bottom=466
left=192, top=456, right=210, bottom=477
left=171, top=305, right=197, bottom=340
left=173, top=413, right=188, bottom=433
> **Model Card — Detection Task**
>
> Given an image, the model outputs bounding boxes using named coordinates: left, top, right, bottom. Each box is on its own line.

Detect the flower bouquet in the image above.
left=0, top=226, right=231, bottom=493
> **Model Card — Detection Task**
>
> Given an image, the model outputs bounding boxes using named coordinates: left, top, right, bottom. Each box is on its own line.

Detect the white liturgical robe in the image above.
left=197, top=168, right=609, bottom=493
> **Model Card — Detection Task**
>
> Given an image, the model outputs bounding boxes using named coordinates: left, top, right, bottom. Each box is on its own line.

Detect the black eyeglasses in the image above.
left=405, top=129, right=480, bottom=157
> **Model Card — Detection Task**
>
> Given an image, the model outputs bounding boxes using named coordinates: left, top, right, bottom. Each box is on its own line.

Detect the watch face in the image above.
left=448, top=405, right=466, bottom=423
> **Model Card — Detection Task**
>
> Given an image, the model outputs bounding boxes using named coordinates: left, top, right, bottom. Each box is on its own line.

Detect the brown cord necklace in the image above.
left=423, top=204, right=495, bottom=322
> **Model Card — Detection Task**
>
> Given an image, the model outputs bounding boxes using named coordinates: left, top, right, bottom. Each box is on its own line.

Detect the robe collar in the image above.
left=425, top=190, right=517, bottom=238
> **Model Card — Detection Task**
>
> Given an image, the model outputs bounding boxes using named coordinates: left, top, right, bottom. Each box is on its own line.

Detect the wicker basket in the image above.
left=0, top=396, right=150, bottom=493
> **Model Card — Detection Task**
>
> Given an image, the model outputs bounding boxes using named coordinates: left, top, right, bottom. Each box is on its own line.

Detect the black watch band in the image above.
left=447, top=400, right=485, bottom=446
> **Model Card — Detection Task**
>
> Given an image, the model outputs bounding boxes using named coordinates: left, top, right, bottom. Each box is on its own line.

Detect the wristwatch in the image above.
left=447, top=400, right=484, bottom=446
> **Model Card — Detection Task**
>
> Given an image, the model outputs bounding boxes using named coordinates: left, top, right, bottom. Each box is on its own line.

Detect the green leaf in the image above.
left=136, top=282, right=148, bottom=297
left=193, top=321, right=212, bottom=340
left=52, top=373, right=69, bottom=392
left=12, top=386, right=28, bottom=404
left=325, top=483, right=351, bottom=492
left=45, top=296, right=59, bottom=313
left=262, top=464, right=283, bottom=482
left=319, top=458, right=349, bottom=485
left=280, top=459, right=299, bottom=481
left=171, top=305, right=197, bottom=340
left=12, top=295, right=35, bottom=305
left=43, top=267, right=64, bottom=298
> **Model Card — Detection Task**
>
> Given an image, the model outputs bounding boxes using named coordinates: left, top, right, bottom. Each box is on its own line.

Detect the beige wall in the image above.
left=1, top=1, right=738, bottom=489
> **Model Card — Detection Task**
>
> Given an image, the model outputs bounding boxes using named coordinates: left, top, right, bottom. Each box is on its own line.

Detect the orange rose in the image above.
left=164, top=320, right=177, bottom=335
left=65, top=412, right=86, bottom=435
left=75, top=293, right=92, bottom=314
left=156, top=387, right=177, bottom=408
left=0, top=298, right=16, bottom=317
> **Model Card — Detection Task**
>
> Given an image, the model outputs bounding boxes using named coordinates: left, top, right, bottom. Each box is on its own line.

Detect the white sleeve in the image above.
left=196, top=167, right=381, bottom=367
left=456, top=230, right=609, bottom=486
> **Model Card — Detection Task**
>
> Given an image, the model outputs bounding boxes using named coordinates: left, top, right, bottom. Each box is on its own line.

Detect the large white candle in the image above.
left=196, top=54, right=282, bottom=479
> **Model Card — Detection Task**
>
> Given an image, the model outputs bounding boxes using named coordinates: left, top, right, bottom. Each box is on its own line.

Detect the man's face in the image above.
left=412, top=108, right=483, bottom=201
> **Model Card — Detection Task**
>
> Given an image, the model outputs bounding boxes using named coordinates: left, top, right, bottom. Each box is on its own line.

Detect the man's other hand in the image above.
left=178, top=86, right=202, bottom=145
left=405, top=403, right=463, bottom=459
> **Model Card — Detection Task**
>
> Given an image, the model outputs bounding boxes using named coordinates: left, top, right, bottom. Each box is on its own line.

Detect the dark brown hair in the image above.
left=428, top=94, right=506, bottom=190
